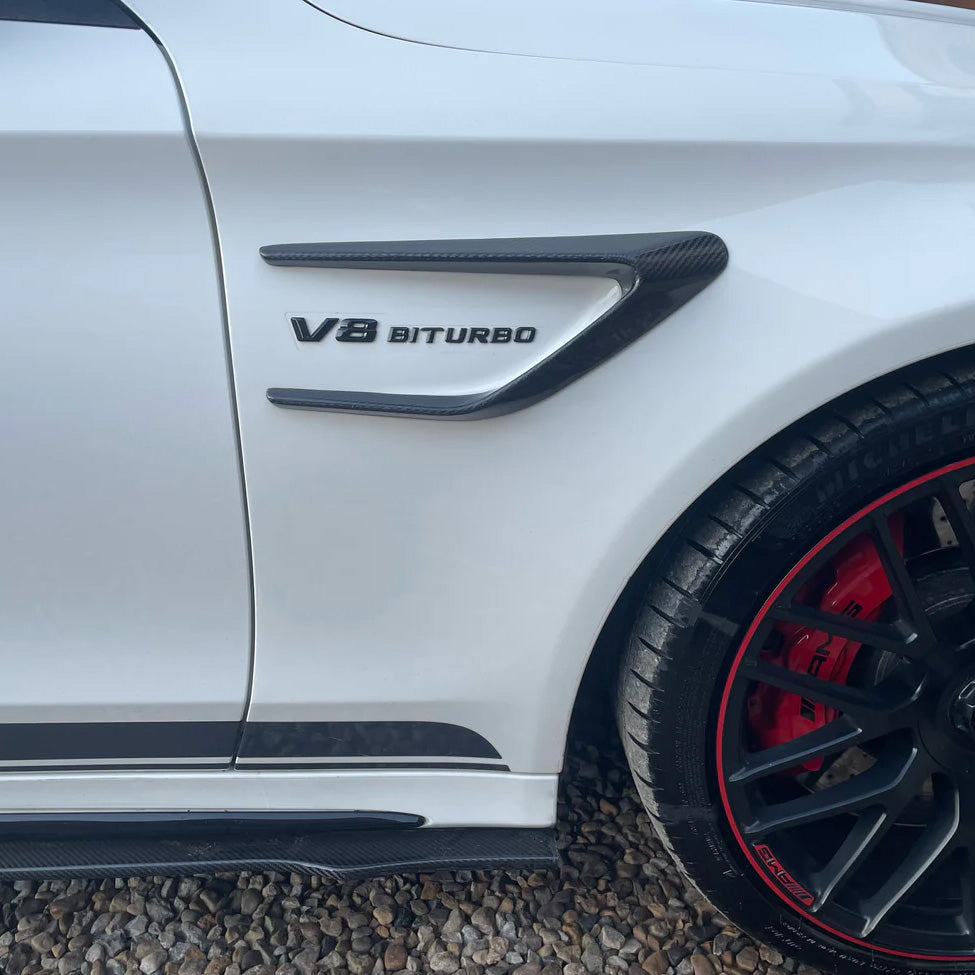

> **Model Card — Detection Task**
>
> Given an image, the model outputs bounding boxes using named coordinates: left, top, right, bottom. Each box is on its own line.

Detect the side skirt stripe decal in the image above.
left=237, top=720, right=501, bottom=760
left=0, top=811, right=423, bottom=840
left=260, top=231, right=728, bottom=420
left=235, top=762, right=511, bottom=772
left=0, top=722, right=239, bottom=762
left=0, top=720, right=502, bottom=767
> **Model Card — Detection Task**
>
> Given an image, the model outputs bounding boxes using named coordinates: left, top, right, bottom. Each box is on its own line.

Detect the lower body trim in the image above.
left=0, top=823, right=556, bottom=880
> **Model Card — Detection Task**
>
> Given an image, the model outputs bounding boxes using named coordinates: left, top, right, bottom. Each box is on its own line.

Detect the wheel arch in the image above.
left=560, top=336, right=975, bottom=762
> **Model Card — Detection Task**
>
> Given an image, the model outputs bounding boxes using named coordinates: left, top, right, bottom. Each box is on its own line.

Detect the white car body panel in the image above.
left=310, top=0, right=975, bottom=76
left=3, top=0, right=975, bottom=834
left=0, top=20, right=250, bottom=732
left=0, top=769, right=556, bottom=828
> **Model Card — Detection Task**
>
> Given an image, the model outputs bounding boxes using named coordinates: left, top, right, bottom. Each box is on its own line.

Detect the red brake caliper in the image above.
left=747, top=517, right=904, bottom=772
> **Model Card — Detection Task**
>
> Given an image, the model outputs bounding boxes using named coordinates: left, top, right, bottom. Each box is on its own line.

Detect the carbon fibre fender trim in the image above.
left=0, top=826, right=557, bottom=880
left=260, top=231, right=728, bottom=419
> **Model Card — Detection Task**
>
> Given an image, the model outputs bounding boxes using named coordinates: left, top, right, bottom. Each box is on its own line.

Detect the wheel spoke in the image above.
left=855, top=776, right=960, bottom=937
left=769, top=604, right=920, bottom=657
left=730, top=717, right=863, bottom=784
left=742, top=738, right=920, bottom=837
left=868, top=512, right=936, bottom=649
left=805, top=748, right=934, bottom=913
left=808, top=805, right=889, bottom=912
left=739, top=659, right=923, bottom=724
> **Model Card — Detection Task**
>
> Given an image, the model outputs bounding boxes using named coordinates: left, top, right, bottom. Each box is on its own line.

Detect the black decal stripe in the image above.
left=0, top=811, right=422, bottom=839
left=260, top=231, right=728, bottom=419
left=238, top=721, right=502, bottom=760
left=236, top=762, right=511, bottom=772
left=0, top=763, right=230, bottom=773
left=0, top=761, right=509, bottom=774
left=0, top=722, right=238, bottom=763
left=0, top=720, right=502, bottom=765
left=0, top=0, right=138, bottom=28
left=0, top=825, right=555, bottom=880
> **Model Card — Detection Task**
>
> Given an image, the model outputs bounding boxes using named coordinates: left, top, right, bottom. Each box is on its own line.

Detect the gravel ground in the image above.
left=0, top=730, right=822, bottom=975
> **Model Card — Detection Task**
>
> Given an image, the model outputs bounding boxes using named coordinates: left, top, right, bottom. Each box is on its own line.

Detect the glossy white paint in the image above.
left=0, top=21, right=250, bottom=729
left=0, top=769, right=557, bottom=828
left=117, top=0, right=975, bottom=794
left=270, top=273, right=618, bottom=398
left=309, top=0, right=975, bottom=74
left=7, top=0, right=975, bottom=828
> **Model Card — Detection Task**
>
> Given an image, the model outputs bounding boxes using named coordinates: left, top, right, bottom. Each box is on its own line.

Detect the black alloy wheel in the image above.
left=719, top=458, right=975, bottom=960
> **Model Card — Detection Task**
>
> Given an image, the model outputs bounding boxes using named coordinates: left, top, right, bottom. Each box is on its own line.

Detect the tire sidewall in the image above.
left=652, top=391, right=975, bottom=974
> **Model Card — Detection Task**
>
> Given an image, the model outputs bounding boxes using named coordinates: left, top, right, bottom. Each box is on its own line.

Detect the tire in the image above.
left=617, top=349, right=975, bottom=975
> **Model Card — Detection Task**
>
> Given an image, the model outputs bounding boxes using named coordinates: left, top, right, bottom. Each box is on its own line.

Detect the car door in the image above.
left=0, top=4, right=251, bottom=770
left=123, top=0, right=635, bottom=775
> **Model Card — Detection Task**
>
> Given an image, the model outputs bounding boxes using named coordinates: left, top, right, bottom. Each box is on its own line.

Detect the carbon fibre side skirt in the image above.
left=0, top=818, right=556, bottom=880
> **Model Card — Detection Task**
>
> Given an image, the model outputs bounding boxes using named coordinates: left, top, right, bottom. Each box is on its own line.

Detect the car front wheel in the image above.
left=619, top=351, right=975, bottom=974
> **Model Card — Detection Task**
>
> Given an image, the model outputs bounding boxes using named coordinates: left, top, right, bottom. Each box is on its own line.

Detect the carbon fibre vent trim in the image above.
left=0, top=826, right=556, bottom=880
left=261, top=231, right=728, bottom=419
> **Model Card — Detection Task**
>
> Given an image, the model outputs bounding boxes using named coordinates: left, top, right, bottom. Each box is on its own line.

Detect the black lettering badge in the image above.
left=289, top=316, right=536, bottom=348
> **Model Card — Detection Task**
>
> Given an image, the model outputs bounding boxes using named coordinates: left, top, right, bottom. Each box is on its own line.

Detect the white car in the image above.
left=4, top=0, right=975, bottom=971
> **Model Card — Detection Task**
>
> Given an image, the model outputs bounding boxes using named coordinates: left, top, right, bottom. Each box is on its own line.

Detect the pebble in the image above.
left=738, top=946, right=761, bottom=972
left=761, top=945, right=785, bottom=966
left=374, top=905, right=396, bottom=926
left=140, top=948, right=170, bottom=974
left=239, top=889, right=261, bottom=916
left=430, top=950, right=460, bottom=973
left=0, top=729, right=821, bottom=975
left=385, top=942, right=409, bottom=971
